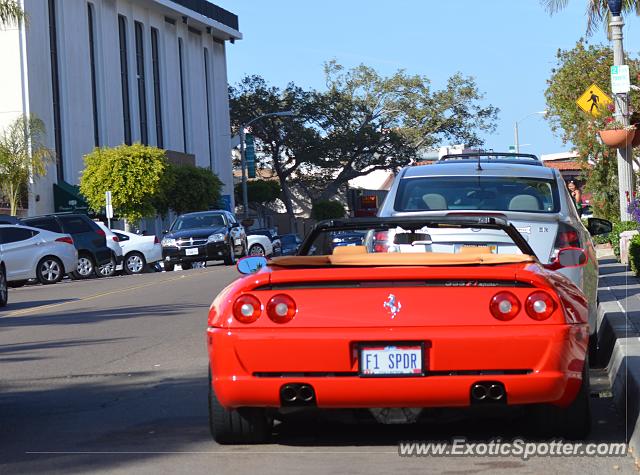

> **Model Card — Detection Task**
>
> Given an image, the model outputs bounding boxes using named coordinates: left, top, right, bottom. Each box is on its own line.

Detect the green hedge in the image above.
left=311, top=200, right=345, bottom=220
left=629, top=234, right=640, bottom=276
left=611, top=221, right=638, bottom=259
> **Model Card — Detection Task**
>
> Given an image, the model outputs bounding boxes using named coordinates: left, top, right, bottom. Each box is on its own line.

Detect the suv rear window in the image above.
left=23, top=217, right=62, bottom=233
left=394, top=176, right=559, bottom=213
left=59, top=216, right=94, bottom=234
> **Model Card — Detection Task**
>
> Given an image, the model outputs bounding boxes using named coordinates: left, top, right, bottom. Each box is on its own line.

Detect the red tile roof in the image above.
left=544, top=160, right=591, bottom=171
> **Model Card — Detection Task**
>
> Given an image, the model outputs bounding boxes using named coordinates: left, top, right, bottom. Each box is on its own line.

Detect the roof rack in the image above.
left=437, top=152, right=543, bottom=167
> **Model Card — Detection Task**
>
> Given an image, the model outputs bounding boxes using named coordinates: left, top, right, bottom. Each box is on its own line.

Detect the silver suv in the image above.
left=378, top=152, right=612, bottom=354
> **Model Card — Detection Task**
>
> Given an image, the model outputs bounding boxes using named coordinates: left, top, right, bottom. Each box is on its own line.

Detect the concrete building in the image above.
left=0, top=0, right=241, bottom=215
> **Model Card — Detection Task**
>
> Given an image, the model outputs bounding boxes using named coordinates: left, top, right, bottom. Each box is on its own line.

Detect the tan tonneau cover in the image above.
left=270, top=253, right=535, bottom=267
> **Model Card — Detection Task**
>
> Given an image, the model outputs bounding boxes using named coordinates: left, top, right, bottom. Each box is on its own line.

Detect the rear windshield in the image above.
left=394, top=176, right=559, bottom=213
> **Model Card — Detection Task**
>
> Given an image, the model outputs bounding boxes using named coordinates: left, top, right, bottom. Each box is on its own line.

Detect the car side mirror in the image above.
left=237, top=256, right=268, bottom=275
left=587, top=218, right=613, bottom=236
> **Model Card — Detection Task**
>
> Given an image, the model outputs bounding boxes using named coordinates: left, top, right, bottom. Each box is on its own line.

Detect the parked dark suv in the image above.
left=22, top=213, right=111, bottom=279
left=161, top=210, right=247, bottom=270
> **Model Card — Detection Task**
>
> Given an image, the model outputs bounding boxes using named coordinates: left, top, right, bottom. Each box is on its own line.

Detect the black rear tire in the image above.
left=0, top=265, right=8, bottom=307
left=164, top=262, right=175, bottom=272
left=71, top=254, right=95, bottom=280
left=181, top=262, right=193, bottom=270
left=223, top=244, right=236, bottom=266
left=208, top=368, right=270, bottom=444
left=532, top=358, right=591, bottom=439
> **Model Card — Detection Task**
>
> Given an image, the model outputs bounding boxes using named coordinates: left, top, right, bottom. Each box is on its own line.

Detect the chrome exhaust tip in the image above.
left=488, top=383, right=505, bottom=401
left=281, top=385, right=298, bottom=403
left=298, top=385, right=315, bottom=402
left=471, top=384, right=488, bottom=401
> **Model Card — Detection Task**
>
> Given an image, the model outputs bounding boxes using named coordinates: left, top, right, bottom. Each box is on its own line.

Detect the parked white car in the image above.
left=112, top=230, right=162, bottom=274
left=0, top=224, right=78, bottom=285
left=95, top=222, right=124, bottom=277
left=247, top=234, right=274, bottom=256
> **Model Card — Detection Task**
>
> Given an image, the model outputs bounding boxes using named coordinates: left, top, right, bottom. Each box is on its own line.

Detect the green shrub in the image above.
left=311, top=200, right=345, bottom=220
left=629, top=234, right=640, bottom=276
left=610, top=220, right=638, bottom=259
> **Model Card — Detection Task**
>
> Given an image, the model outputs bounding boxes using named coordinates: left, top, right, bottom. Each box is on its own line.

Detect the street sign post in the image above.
left=576, top=83, right=612, bottom=117
left=611, top=65, right=631, bottom=93
left=105, top=190, right=113, bottom=228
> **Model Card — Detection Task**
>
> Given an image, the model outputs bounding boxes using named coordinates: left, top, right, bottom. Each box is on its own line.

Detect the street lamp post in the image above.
left=514, top=111, right=547, bottom=153
left=608, top=0, right=634, bottom=220
left=239, top=111, right=294, bottom=219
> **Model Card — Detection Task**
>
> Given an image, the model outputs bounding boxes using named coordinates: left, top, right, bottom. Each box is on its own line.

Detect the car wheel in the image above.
left=532, top=358, right=591, bottom=440
left=223, top=243, right=236, bottom=266
left=97, top=255, right=116, bottom=278
left=208, top=368, right=270, bottom=444
left=0, top=266, right=7, bottom=307
left=124, top=252, right=147, bottom=275
left=164, top=262, right=175, bottom=272
left=249, top=244, right=265, bottom=256
left=37, top=256, right=64, bottom=284
left=181, top=262, right=193, bottom=270
left=72, top=254, right=95, bottom=279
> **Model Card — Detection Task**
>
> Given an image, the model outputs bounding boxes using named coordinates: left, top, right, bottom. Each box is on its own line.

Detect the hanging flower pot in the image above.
left=598, top=128, right=636, bottom=147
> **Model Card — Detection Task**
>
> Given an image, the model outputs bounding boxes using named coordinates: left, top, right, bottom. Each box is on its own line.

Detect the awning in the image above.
left=53, top=181, right=89, bottom=213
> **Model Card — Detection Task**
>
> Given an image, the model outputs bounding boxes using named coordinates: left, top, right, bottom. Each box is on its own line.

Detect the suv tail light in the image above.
left=550, top=223, right=580, bottom=261
left=112, top=236, right=119, bottom=242
left=489, top=291, right=521, bottom=321
left=55, top=236, right=74, bottom=245
left=95, top=228, right=106, bottom=237
left=154, top=236, right=159, bottom=244
left=266, top=294, right=297, bottom=323
left=525, top=291, right=556, bottom=321
left=233, top=294, right=262, bottom=323
left=373, top=231, right=389, bottom=253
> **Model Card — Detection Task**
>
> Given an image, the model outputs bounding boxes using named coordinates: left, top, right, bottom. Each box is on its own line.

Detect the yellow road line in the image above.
left=5, top=270, right=216, bottom=317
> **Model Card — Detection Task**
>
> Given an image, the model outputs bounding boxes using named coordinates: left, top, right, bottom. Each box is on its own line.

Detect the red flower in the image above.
left=605, top=117, right=614, bottom=123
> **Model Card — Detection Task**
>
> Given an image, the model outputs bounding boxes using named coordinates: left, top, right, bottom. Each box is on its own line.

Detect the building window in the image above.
left=48, top=0, right=64, bottom=181
left=150, top=27, right=163, bottom=149
left=203, top=48, right=213, bottom=168
left=134, top=21, right=148, bottom=145
left=118, top=15, right=132, bottom=145
left=178, top=37, right=187, bottom=153
left=88, top=3, right=99, bottom=147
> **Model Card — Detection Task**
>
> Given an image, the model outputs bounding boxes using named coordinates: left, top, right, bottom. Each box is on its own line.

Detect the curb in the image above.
left=598, top=256, right=640, bottom=460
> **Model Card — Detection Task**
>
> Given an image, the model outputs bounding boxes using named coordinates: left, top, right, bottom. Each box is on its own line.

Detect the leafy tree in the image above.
left=159, top=164, right=223, bottom=215
left=229, top=75, right=321, bottom=219
left=235, top=179, right=281, bottom=207
left=0, top=0, right=24, bottom=27
left=542, top=0, right=640, bottom=36
left=313, top=62, right=499, bottom=200
left=0, top=115, right=53, bottom=215
left=80, top=144, right=167, bottom=222
left=311, top=200, right=345, bottom=220
left=544, top=40, right=640, bottom=219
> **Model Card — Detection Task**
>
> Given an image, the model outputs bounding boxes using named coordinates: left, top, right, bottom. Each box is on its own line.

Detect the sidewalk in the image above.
left=597, top=251, right=640, bottom=461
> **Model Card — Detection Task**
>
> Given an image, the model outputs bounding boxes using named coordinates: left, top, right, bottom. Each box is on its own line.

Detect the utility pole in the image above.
left=609, top=2, right=634, bottom=220
left=239, top=126, right=249, bottom=218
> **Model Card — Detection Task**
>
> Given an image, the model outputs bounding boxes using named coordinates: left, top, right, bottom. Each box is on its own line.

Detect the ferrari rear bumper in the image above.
left=207, top=324, right=588, bottom=410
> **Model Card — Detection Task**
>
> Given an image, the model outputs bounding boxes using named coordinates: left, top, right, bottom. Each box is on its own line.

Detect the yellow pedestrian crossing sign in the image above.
left=576, top=83, right=612, bottom=117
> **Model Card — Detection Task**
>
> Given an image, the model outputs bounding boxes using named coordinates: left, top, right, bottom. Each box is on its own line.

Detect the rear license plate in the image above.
left=359, top=344, right=423, bottom=376
left=454, top=244, right=497, bottom=253
left=185, top=248, right=198, bottom=256
left=235, top=239, right=242, bottom=245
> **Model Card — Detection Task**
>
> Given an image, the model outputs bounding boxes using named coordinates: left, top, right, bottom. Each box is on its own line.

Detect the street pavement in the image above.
left=0, top=265, right=637, bottom=474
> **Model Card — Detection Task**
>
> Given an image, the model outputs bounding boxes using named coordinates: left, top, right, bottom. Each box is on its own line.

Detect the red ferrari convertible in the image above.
left=206, top=216, right=590, bottom=443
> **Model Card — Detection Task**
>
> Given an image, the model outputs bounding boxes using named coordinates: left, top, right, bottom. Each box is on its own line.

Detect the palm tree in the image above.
left=0, top=0, right=24, bottom=27
left=542, top=0, right=640, bottom=36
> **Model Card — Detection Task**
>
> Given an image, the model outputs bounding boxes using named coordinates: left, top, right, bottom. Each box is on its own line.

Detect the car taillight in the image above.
left=112, top=236, right=119, bottom=242
left=373, top=231, right=389, bottom=253
left=96, top=229, right=106, bottom=237
left=525, top=291, right=556, bottom=321
left=551, top=223, right=580, bottom=260
left=232, top=295, right=262, bottom=324
left=154, top=236, right=159, bottom=244
left=55, top=236, right=74, bottom=245
left=489, top=291, right=521, bottom=321
left=266, top=294, right=297, bottom=323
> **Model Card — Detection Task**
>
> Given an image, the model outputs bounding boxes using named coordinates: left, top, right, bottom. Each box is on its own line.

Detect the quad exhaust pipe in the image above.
left=470, top=381, right=506, bottom=404
left=280, top=383, right=316, bottom=406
